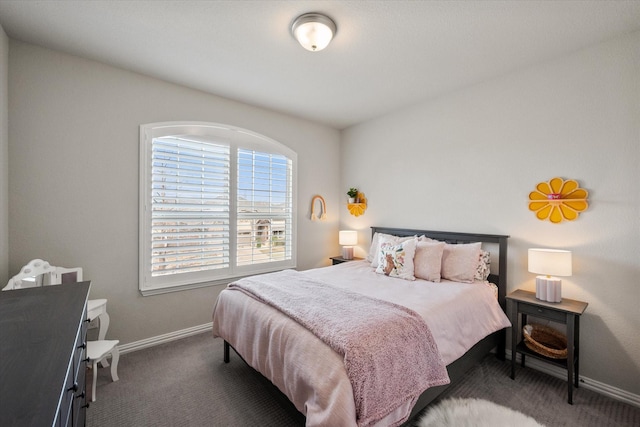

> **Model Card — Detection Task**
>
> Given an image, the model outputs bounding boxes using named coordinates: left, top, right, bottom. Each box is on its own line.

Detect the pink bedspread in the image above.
left=227, top=270, right=450, bottom=427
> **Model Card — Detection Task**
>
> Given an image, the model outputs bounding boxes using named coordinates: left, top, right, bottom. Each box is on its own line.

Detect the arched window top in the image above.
left=139, top=121, right=297, bottom=295
left=142, top=121, right=296, bottom=159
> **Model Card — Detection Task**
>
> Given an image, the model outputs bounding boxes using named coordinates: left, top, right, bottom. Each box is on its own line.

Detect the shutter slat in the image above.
left=152, top=253, right=229, bottom=265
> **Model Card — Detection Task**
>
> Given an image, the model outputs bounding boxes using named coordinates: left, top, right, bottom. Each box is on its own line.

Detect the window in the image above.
left=139, top=122, right=296, bottom=295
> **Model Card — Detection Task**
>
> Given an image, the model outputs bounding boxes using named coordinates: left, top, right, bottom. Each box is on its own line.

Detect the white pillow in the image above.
left=366, top=232, right=382, bottom=263
left=441, top=242, right=482, bottom=283
left=369, top=233, right=416, bottom=268
left=375, top=238, right=417, bottom=281
left=414, top=240, right=446, bottom=282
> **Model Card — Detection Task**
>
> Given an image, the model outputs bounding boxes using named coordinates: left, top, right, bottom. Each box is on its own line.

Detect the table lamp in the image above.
left=528, top=248, right=572, bottom=303
left=339, top=230, right=358, bottom=260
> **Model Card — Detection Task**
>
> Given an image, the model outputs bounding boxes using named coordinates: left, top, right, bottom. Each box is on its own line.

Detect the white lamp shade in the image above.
left=528, top=248, right=572, bottom=276
left=339, top=230, right=358, bottom=246
left=291, top=13, right=336, bottom=51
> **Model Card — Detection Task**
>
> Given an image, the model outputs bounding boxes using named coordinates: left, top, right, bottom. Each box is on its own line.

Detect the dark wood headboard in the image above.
left=371, top=227, right=509, bottom=311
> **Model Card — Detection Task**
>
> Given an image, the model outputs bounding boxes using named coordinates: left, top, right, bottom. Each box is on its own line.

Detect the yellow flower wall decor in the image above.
left=528, top=177, right=588, bottom=223
left=347, top=192, right=367, bottom=217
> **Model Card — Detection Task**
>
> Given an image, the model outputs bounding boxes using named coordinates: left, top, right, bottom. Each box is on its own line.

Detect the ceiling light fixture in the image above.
left=291, top=13, right=336, bottom=52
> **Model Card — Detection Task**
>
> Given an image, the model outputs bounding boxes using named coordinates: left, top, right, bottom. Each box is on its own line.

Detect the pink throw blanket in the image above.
left=228, top=270, right=450, bottom=427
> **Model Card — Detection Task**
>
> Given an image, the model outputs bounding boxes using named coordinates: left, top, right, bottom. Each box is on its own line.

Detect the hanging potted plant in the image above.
left=347, top=187, right=358, bottom=203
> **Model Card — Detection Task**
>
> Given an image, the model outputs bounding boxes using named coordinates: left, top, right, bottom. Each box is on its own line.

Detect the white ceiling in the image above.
left=1, top=1, right=639, bottom=129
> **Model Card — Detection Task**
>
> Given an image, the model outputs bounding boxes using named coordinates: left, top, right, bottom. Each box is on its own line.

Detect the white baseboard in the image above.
left=507, top=351, right=640, bottom=408
left=117, top=322, right=213, bottom=355
left=116, top=325, right=639, bottom=409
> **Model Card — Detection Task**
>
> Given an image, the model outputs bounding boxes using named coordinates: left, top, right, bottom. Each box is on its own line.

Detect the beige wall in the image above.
left=341, top=32, right=640, bottom=396
left=0, top=24, right=8, bottom=284
left=6, top=29, right=639, bottom=400
left=8, top=40, right=341, bottom=344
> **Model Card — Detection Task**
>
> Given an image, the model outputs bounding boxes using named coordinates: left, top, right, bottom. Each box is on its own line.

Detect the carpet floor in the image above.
left=87, top=333, right=640, bottom=426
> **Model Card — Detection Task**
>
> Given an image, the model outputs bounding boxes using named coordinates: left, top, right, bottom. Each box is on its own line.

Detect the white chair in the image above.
left=2, top=259, right=56, bottom=290
left=50, top=266, right=112, bottom=368
left=52, top=268, right=118, bottom=397
left=86, top=340, right=120, bottom=402
left=51, top=266, right=111, bottom=343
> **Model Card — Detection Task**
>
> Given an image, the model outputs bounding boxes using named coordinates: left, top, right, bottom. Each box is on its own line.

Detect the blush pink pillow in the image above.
left=414, top=241, right=446, bottom=282
left=441, top=242, right=482, bottom=283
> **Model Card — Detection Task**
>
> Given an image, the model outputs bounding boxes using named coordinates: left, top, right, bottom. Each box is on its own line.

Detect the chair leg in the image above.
left=110, top=346, right=120, bottom=382
left=98, top=313, right=111, bottom=368
left=91, top=361, right=98, bottom=402
left=98, top=312, right=110, bottom=340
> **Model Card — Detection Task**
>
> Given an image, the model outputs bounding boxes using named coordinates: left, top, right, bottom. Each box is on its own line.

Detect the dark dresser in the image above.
left=0, top=282, right=90, bottom=426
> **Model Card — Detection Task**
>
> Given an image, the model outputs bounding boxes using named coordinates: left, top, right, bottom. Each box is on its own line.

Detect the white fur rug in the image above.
left=417, top=398, right=545, bottom=427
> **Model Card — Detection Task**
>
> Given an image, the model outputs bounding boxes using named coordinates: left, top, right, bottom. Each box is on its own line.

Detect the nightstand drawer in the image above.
left=519, top=303, right=566, bottom=322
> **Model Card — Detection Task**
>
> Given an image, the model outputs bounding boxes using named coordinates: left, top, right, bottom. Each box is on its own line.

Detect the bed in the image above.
left=212, top=226, right=510, bottom=426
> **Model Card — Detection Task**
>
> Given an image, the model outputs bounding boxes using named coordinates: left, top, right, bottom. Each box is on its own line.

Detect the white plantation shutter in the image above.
left=236, top=149, right=293, bottom=266
left=140, top=122, right=296, bottom=295
left=151, top=137, right=230, bottom=276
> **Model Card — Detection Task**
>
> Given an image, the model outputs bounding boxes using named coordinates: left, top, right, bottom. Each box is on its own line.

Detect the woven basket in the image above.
left=523, top=323, right=568, bottom=359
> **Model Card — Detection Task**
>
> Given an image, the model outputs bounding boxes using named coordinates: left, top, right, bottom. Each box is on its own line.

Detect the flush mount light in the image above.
left=291, top=13, right=337, bottom=52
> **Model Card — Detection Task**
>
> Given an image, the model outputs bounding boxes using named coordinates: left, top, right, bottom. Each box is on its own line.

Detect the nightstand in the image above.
left=330, top=256, right=363, bottom=265
left=507, top=289, right=588, bottom=404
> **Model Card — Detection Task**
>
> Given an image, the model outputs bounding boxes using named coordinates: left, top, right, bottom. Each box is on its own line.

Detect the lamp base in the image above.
left=535, top=276, right=562, bottom=303
left=342, top=246, right=354, bottom=260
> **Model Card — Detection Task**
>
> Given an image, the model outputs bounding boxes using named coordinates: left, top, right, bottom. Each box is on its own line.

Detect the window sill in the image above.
left=140, top=280, right=227, bottom=296
left=139, top=267, right=296, bottom=296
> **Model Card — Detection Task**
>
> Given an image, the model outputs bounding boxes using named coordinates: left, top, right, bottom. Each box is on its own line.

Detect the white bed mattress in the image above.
left=212, top=261, right=510, bottom=427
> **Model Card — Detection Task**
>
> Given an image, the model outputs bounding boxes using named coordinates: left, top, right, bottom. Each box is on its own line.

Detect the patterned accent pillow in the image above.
left=475, top=250, right=491, bottom=281
left=369, top=233, right=416, bottom=268
left=375, top=238, right=417, bottom=281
